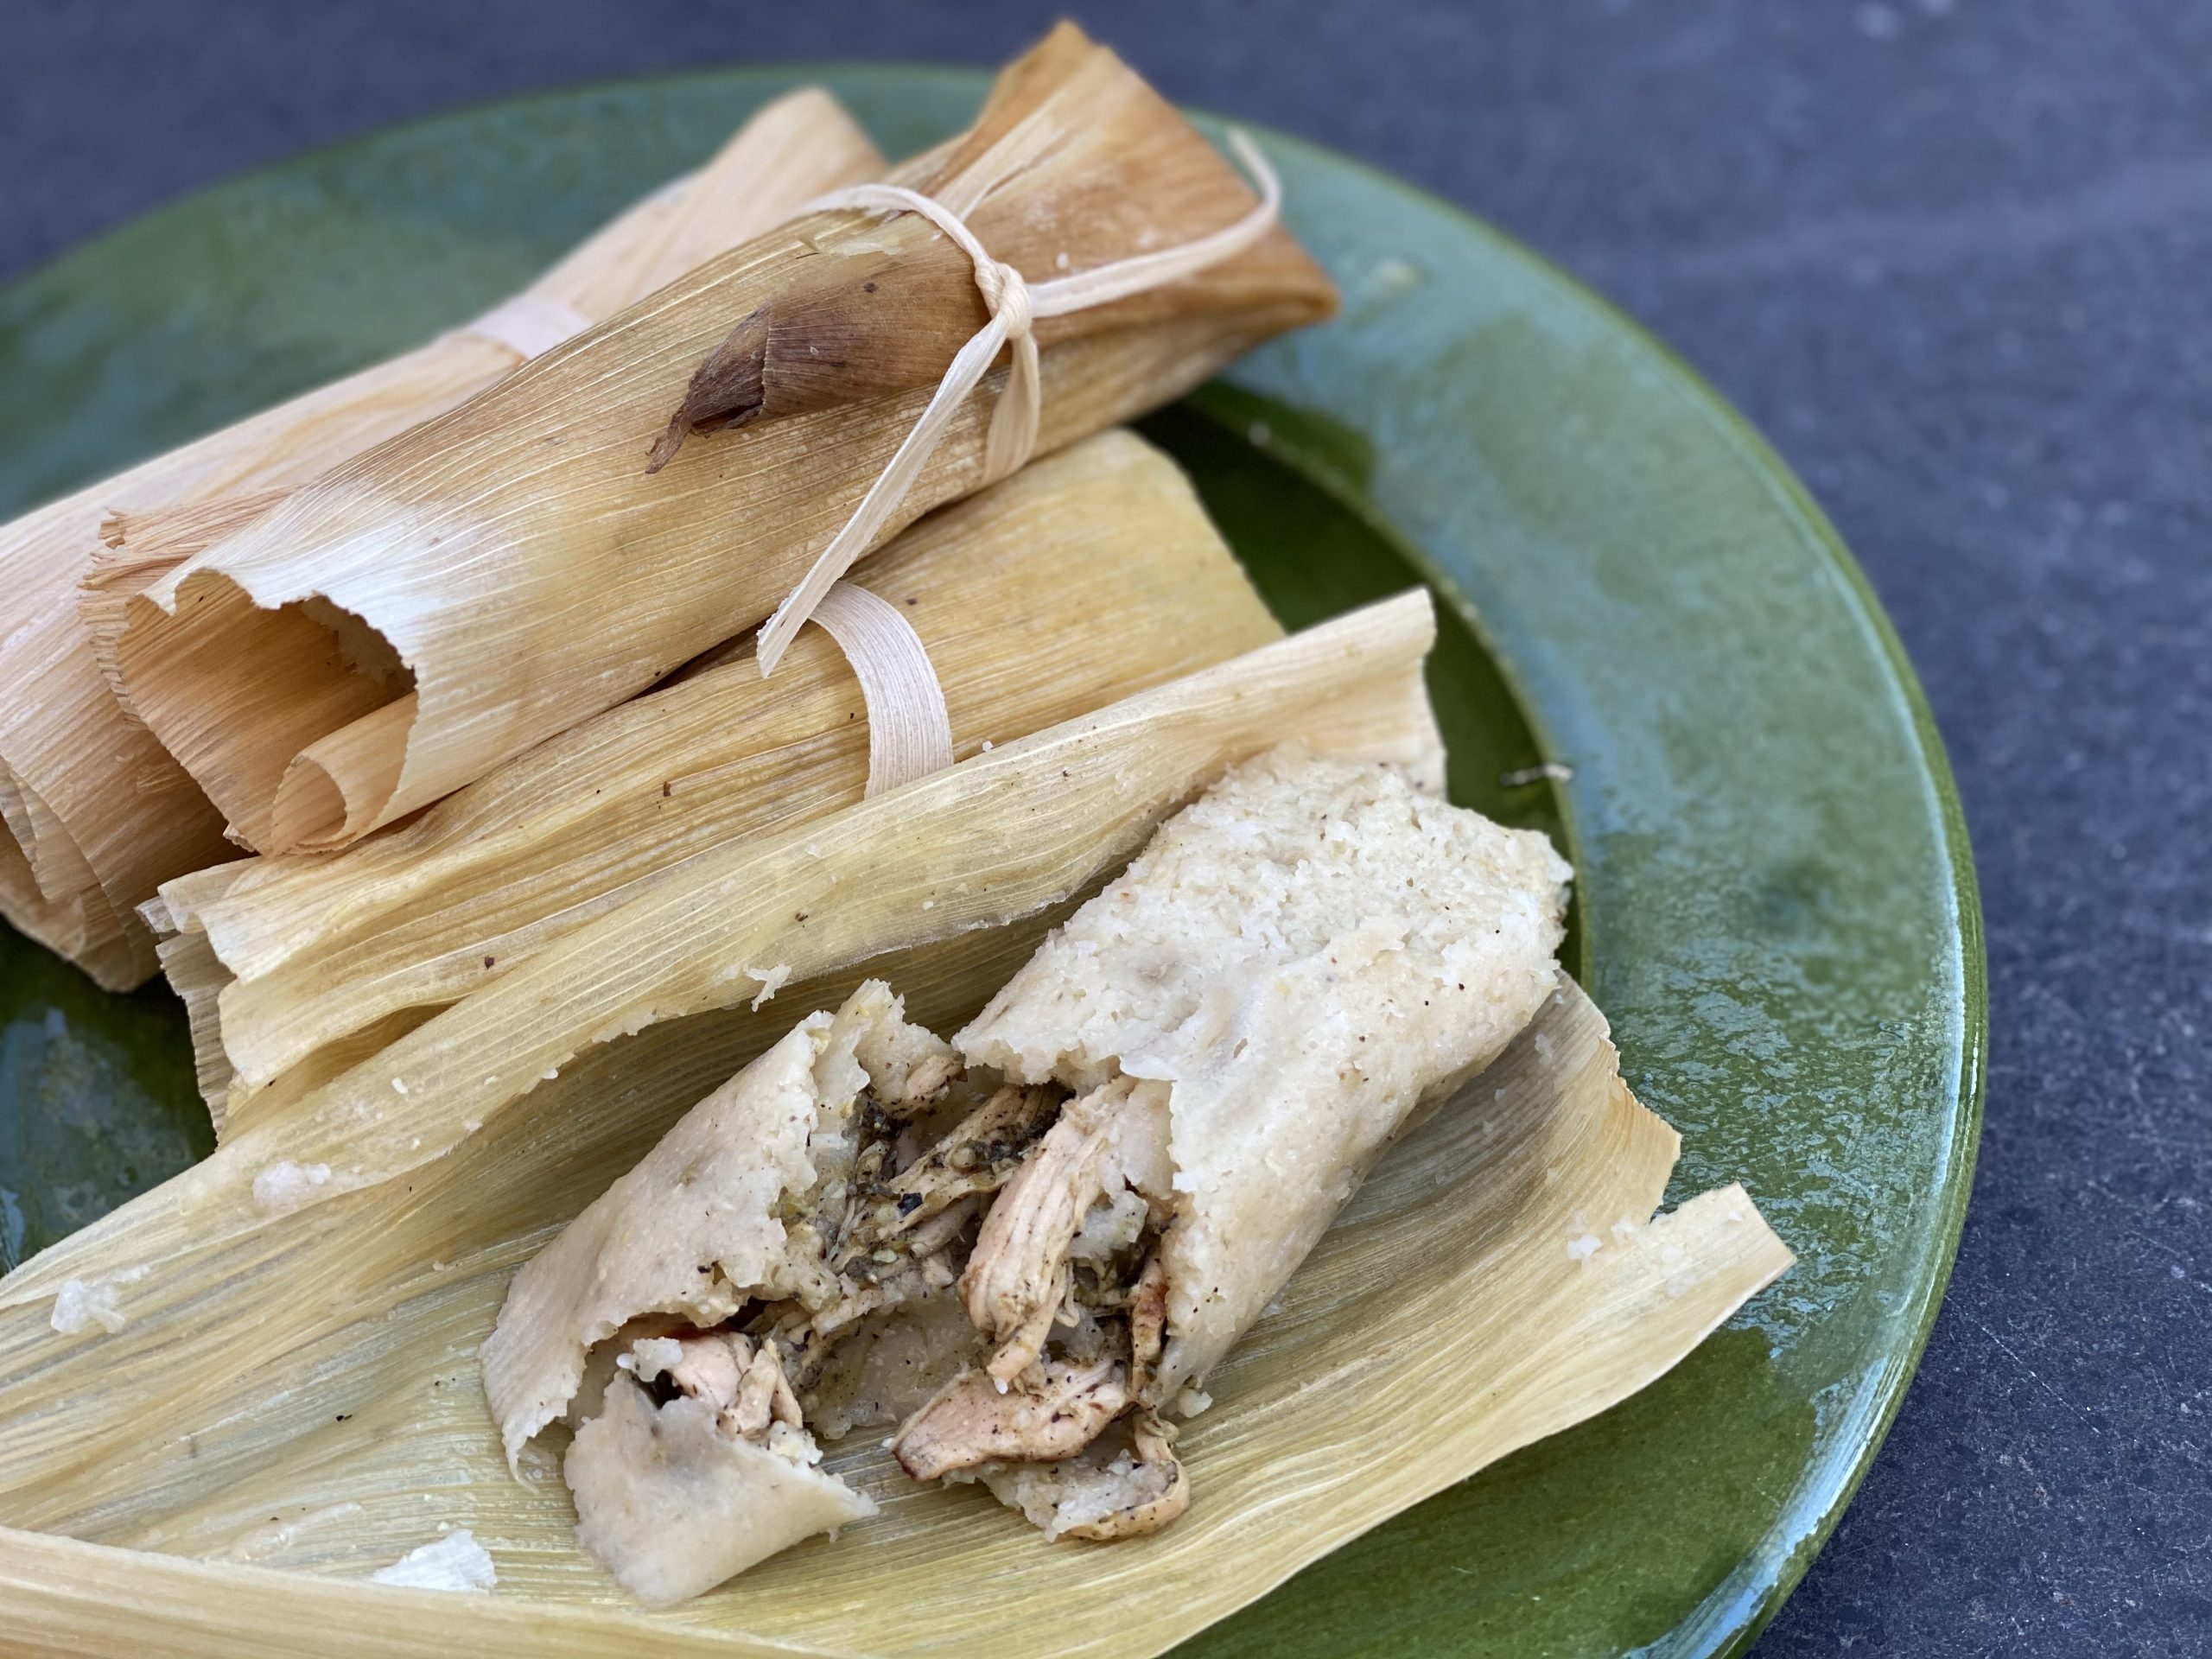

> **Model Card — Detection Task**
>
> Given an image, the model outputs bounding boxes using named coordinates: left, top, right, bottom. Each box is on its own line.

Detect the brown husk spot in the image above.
left=652, top=23, right=1311, bottom=471
left=104, top=22, right=1337, bottom=857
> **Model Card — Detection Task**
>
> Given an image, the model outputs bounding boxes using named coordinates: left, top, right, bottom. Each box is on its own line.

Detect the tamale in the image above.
left=486, top=750, right=1592, bottom=1599
left=0, top=595, right=1446, bottom=1535
left=0, top=88, right=883, bottom=988
left=105, top=23, right=1338, bottom=857
left=148, top=431, right=1282, bottom=1135
left=0, top=827, right=1788, bottom=1654
left=0, top=595, right=1787, bottom=1654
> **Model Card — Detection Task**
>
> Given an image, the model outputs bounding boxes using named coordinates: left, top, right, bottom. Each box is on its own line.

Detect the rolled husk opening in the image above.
left=151, top=430, right=1283, bottom=1134
left=0, top=87, right=883, bottom=988
left=107, top=22, right=1338, bottom=857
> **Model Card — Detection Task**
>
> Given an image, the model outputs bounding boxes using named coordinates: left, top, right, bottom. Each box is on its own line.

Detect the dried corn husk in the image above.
left=0, top=88, right=883, bottom=988
left=149, top=430, right=1281, bottom=1134
left=0, top=958, right=1787, bottom=1659
left=0, top=591, right=1443, bottom=1517
left=105, top=23, right=1338, bottom=857
left=0, top=595, right=1789, bottom=1654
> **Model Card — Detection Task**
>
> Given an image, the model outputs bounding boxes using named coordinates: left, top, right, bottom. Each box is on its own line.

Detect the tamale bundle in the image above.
left=0, top=594, right=1789, bottom=1656
left=104, top=23, right=1338, bottom=859
left=149, top=431, right=1283, bottom=1132
left=0, top=87, right=883, bottom=987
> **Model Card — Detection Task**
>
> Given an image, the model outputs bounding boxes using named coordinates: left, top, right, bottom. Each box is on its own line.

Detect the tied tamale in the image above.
left=0, top=88, right=884, bottom=988
left=145, top=431, right=1284, bottom=1134
left=483, top=749, right=1582, bottom=1600
left=105, top=23, right=1338, bottom=859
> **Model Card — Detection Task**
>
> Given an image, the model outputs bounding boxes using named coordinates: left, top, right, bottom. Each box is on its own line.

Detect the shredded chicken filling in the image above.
left=620, top=1330, right=819, bottom=1466
left=886, top=1071, right=1187, bottom=1536
left=600, top=1067, right=1189, bottom=1539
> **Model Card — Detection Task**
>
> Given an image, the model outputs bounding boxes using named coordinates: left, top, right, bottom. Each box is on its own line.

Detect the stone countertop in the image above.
left=3, top=3, right=2206, bottom=1652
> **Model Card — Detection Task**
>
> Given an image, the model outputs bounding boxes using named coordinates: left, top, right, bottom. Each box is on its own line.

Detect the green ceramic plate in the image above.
left=0, top=66, right=1984, bottom=1658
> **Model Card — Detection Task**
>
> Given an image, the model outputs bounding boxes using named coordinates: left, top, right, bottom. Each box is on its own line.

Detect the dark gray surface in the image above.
left=3, top=2, right=2207, bottom=1653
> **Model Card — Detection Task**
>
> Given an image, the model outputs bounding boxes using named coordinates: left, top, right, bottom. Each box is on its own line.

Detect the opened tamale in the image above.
left=148, top=431, right=1283, bottom=1133
left=0, top=592, right=1446, bottom=1500
left=0, top=88, right=883, bottom=988
left=486, top=749, right=1586, bottom=1600
left=0, top=620, right=1787, bottom=1650
left=105, top=23, right=1338, bottom=860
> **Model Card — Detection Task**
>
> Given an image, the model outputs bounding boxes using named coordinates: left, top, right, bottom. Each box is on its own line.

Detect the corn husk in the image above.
left=0, top=595, right=1789, bottom=1654
left=105, top=23, right=1338, bottom=859
left=0, top=590, right=1440, bottom=1495
left=148, top=430, right=1282, bottom=1134
left=0, top=956, right=1788, bottom=1659
left=0, top=88, right=883, bottom=988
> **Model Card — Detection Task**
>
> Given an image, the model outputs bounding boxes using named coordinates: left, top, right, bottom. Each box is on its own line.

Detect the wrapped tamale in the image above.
left=147, top=431, right=1283, bottom=1134
left=0, top=88, right=882, bottom=987
left=484, top=748, right=1579, bottom=1598
left=104, top=23, right=1338, bottom=858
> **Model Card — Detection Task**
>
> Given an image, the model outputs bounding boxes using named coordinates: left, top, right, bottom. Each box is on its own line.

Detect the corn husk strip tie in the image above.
left=808, top=581, right=955, bottom=796
left=448, top=293, right=592, bottom=359
left=754, top=129, right=1283, bottom=677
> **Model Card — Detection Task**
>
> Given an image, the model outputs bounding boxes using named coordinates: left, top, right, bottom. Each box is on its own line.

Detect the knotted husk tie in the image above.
left=807, top=581, right=955, bottom=795
left=754, top=130, right=1283, bottom=677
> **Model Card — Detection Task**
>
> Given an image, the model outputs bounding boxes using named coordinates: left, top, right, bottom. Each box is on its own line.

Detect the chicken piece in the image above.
left=961, top=1078, right=1142, bottom=1382
left=899, top=1051, right=959, bottom=1103
left=906, top=1193, right=980, bottom=1258
left=633, top=1331, right=744, bottom=1408
left=1059, top=1410, right=1189, bottom=1540
left=954, top=1408, right=1189, bottom=1542
left=1127, top=1253, right=1168, bottom=1400
left=855, top=1084, right=1061, bottom=1253
left=625, top=1331, right=803, bottom=1443
left=733, top=1341, right=804, bottom=1436
left=891, top=1356, right=1130, bottom=1481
